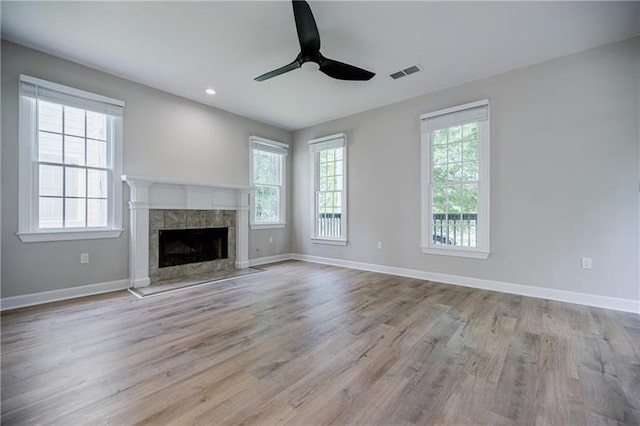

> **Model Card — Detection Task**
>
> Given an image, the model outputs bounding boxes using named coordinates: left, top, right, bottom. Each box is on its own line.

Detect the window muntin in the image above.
left=36, top=100, right=112, bottom=229
left=250, top=137, right=287, bottom=228
left=18, top=75, right=124, bottom=242
left=309, top=133, right=347, bottom=244
left=431, top=122, right=479, bottom=247
left=316, top=146, right=344, bottom=238
left=421, top=100, right=490, bottom=258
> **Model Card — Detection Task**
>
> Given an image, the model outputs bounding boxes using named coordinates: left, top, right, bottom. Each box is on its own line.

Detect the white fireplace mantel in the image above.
left=122, top=175, right=251, bottom=288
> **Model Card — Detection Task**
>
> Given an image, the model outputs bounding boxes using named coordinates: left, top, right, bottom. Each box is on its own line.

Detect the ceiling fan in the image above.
left=254, top=0, right=375, bottom=82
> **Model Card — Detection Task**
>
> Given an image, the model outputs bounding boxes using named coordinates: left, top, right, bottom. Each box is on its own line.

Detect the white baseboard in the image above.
left=0, top=279, right=130, bottom=311
left=290, top=254, right=640, bottom=314
left=2, top=254, right=637, bottom=314
left=249, top=253, right=294, bottom=267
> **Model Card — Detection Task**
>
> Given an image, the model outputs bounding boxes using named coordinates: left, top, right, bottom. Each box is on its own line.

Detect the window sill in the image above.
left=421, top=246, right=490, bottom=259
left=17, top=229, right=124, bottom=243
left=311, top=237, right=348, bottom=246
left=250, top=223, right=286, bottom=230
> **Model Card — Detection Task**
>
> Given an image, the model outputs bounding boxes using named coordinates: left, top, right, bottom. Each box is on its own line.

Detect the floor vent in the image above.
left=389, top=64, right=422, bottom=80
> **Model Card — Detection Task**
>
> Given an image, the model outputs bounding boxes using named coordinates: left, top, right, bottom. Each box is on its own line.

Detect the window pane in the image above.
left=65, top=167, right=86, bottom=197
left=252, top=151, right=262, bottom=182
left=326, top=161, right=335, bottom=177
left=448, top=126, right=462, bottom=143
left=39, top=132, right=63, bottom=163
left=334, top=160, right=342, bottom=176
left=65, top=198, right=86, bottom=227
left=447, top=143, right=462, bottom=163
left=64, top=106, right=85, bottom=137
left=335, top=147, right=343, bottom=161
left=87, top=139, right=107, bottom=168
left=462, top=161, right=478, bottom=182
left=87, top=111, right=107, bottom=141
left=39, top=165, right=63, bottom=196
left=335, top=175, right=343, bottom=191
left=433, top=143, right=447, bottom=164
left=88, top=169, right=108, bottom=198
left=319, top=150, right=327, bottom=162
left=325, top=192, right=334, bottom=208
left=87, top=198, right=108, bottom=227
left=318, top=192, right=326, bottom=208
left=432, top=129, right=447, bottom=145
left=446, top=185, right=462, bottom=214
left=64, top=136, right=85, bottom=165
left=253, top=150, right=279, bottom=185
left=433, top=164, right=447, bottom=184
left=326, top=148, right=335, bottom=162
left=39, top=197, right=63, bottom=228
left=255, top=185, right=279, bottom=223
left=461, top=184, right=478, bottom=214
left=463, top=140, right=478, bottom=162
left=319, top=162, right=327, bottom=179
left=463, top=123, right=478, bottom=142
left=432, top=185, right=446, bottom=214
left=447, top=162, right=463, bottom=182
left=38, top=101, right=62, bottom=133
left=319, top=176, right=327, bottom=191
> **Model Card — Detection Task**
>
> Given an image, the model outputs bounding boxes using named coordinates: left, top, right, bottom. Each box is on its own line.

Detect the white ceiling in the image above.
left=2, top=1, right=639, bottom=130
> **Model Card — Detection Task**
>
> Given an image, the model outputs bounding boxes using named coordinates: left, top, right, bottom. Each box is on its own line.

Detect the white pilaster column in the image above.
left=235, top=189, right=250, bottom=269
left=124, top=179, right=152, bottom=287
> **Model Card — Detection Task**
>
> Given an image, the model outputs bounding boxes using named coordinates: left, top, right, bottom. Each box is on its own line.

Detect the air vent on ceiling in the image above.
left=389, top=64, right=422, bottom=80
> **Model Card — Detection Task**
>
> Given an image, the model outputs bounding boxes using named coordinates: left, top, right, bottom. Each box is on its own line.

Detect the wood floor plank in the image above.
left=1, top=260, right=638, bottom=425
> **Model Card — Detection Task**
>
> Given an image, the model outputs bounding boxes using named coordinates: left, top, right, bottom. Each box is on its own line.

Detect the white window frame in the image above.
left=17, top=75, right=124, bottom=242
left=249, top=136, right=288, bottom=230
left=420, top=99, right=491, bottom=259
left=309, top=133, right=347, bottom=246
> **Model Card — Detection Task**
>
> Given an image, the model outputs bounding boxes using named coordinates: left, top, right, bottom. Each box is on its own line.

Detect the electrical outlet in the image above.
left=268, top=236, right=273, bottom=244
left=377, top=241, right=383, bottom=250
left=80, top=253, right=89, bottom=264
left=581, top=257, right=592, bottom=270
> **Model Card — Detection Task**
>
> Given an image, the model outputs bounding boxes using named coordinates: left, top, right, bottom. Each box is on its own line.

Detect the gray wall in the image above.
left=1, top=41, right=292, bottom=298
left=292, top=37, right=640, bottom=301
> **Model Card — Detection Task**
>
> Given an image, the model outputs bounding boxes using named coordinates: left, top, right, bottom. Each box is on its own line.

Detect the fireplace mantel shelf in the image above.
left=122, top=175, right=250, bottom=288
left=121, top=175, right=251, bottom=191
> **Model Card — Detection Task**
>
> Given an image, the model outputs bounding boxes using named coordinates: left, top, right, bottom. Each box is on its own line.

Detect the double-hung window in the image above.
left=250, top=136, right=288, bottom=229
left=421, top=100, right=490, bottom=258
left=309, top=133, right=347, bottom=245
left=17, top=75, right=124, bottom=242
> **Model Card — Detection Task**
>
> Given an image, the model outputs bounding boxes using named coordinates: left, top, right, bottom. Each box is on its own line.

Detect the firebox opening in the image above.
left=159, top=227, right=228, bottom=268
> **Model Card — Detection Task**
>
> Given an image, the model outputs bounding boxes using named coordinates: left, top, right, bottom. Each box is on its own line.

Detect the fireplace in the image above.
left=122, top=175, right=250, bottom=288
left=159, top=227, right=228, bottom=268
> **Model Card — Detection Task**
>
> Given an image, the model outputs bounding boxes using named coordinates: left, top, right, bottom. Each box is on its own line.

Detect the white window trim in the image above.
left=309, top=133, right=348, bottom=245
left=249, top=136, right=288, bottom=230
left=420, top=99, right=491, bottom=259
left=17, top=75, right=124, bottom=243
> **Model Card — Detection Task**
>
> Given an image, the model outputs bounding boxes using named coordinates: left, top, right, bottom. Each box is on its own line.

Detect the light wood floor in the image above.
left=2, top=261, right=639, bottom=425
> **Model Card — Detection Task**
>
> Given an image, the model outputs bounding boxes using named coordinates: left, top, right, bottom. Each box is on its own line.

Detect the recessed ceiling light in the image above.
left=205, top=88, right=216, bottom=95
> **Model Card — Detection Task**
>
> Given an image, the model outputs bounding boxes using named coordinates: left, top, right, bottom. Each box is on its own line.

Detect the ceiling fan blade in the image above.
left=254, top=60, right=301, bottom=82
left=319, top=56, right=375, bottom=81
left=292, top=0, right=320, bottom=54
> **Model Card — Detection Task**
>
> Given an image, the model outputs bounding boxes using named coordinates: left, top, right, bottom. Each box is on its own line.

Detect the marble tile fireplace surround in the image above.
left=122, top=176, right=250, bottom=288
